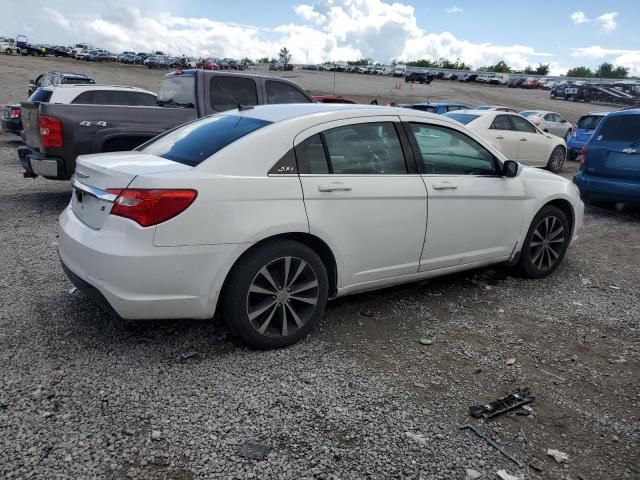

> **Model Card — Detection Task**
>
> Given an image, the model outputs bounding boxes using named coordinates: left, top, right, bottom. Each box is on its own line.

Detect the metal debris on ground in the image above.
left=496, top=470, right=521, bottom=480
left=419, top=337, right=433, bottom=346
left=506, top=357, right=516, bottom=365
left=67, top=287, right=77, bottom=295
left=459, top=424, right=523, bottom=468
left=468, top=387, right=535, bottom=420
left=464, top=468, right=482, bottom=480
left=239, top=441, right=272, bottom=461
left=547, top=448, right=569, bottom=463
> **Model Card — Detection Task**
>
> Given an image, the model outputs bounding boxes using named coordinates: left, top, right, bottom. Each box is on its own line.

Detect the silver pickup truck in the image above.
left=19, top=69, right=314, bottom=180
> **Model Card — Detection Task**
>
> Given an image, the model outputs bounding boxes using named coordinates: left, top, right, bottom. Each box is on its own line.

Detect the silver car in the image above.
left=519, top=110, right=573, bottom=140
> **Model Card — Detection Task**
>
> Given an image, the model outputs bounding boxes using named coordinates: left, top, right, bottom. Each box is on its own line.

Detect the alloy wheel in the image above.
left=246, top=256, right=319, bottom=338
left=530, top=216, right=565, bottom=271
left=550, top=147, right=565, bottom=171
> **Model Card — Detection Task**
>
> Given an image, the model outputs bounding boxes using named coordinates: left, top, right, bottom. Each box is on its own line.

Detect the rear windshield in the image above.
left=519, top=111, right=538, bottom=118
left=28, top=89, right=53, bottom=103
left=599, top=115, right=640, bottom=142
left=410, top=105, right=437, bottom=113
left=138, top=115, right=271, bottom=166
left=62, top=77, right=94, bottom=85
left=442, top=113, right=480, bottom=125
left=577, top=115, right=605, bottom=130
left=157, top=75, right=196, bottom=108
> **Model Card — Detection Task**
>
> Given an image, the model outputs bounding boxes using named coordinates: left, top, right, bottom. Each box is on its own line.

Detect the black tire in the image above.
left=547, top=146, right=566, bottom=173
left=517, top=205, right=571, bottom=279
left=222, top=240, right=329, bottom=349
left=5, top=49, right=12, bottom=55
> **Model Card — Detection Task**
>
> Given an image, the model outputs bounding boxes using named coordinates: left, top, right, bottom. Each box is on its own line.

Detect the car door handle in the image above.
left=495, top=136, right=504, bottom=140
left=433, top=183, right=458, bottom=190
left=318, top=183, right=352, bottom=192
left=520, top=138, right=528, bottom=141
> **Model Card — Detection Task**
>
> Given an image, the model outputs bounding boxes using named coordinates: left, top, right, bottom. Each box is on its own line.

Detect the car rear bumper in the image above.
left=574, top=171, right=640, bottom=205
left=58, top=205, right=247, bottom=320
left=1, top=117, right=22, bottom=135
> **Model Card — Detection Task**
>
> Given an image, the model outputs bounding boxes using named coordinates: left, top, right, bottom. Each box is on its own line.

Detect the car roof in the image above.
left=411, top=102, right=468, bottom=107
left=42, top=84, right=155, bottom=94
left=604, top=108, right=640, bottom=118
left=220, top=103, right=456, bottom=125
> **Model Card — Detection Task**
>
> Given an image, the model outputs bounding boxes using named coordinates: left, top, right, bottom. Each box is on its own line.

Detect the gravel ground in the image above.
left=1, top=55, right=639, bottom=480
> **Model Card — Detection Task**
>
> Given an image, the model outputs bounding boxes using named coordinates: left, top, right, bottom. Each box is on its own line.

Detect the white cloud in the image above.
left=446, top=6, right=464, bottom=14
left=572, top=46, right=640, bottom=75
left=596, top=12, right=618, bottom=33
left=614, top=53, right=640, bottom=76
left=570, top=11, right=590, bottom=24
left=1, top=0, right=561, bottom=70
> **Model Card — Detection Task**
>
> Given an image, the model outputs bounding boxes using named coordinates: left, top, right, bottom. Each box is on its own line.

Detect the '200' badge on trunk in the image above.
left=79, top=121, right=108, bottom=127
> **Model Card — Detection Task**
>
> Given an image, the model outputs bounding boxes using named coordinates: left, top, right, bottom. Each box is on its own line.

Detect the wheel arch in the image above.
left=219, top=232, right=339, bottom=308
left=542, top=198, right=575, bottom=237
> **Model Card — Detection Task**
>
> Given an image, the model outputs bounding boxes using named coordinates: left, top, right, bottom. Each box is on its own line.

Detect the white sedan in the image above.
left=519, top=110, right=573, bottom=140
left=59, top=104, right=583, bottom=349
left=443, top=110, right=568, bottom=172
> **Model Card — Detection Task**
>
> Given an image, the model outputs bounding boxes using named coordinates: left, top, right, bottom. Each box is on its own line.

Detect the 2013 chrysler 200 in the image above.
left=59, top=104, right=584, bottom=349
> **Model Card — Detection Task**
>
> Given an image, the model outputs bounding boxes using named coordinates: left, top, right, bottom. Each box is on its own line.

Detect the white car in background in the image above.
left=59, top=104, right=582, bottom=349
left=519, top=110, right=573, bottom=140
left=444, top=110, right=567, bottom=172
left=27, top=84, right=157, bottom=105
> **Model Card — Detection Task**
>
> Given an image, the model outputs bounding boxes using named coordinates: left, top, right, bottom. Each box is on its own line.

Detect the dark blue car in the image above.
left=574, top=109, right=640, bottom=205
left=567, top=111, right=609, bottom=160
left=401, top=102, right=470, bottom=114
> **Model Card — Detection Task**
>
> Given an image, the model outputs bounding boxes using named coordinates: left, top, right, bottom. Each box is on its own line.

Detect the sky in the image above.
left=4, top=0, right=640, bottom=75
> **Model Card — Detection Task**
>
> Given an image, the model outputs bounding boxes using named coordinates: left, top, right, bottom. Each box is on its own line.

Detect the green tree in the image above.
left=257, top=57, right=270, bottom=64
left=595, top=62, right=629, bottom=79
left=535, top=63, right=550, bottom=75
left=347, top=58, right=372, bottom=66
left=566, top=66, right=593, bottom=77
left=405, top=58, right=439, bottom=68
left=278, top=47, right=292, bottom=67
left=481, top=60, right=512, bottom=73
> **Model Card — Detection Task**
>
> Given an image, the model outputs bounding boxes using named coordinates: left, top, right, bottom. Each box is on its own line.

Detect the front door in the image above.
left=402, top=118, right=525, bottom=271
left=295, top=117, right=428, bottom=287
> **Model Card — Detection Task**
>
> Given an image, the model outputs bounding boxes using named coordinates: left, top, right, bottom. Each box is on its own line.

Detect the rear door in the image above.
left=509, top=115, right=550, bottom=167
left=488, top=114, right=520, bottom=159
left=586, top=113, right=640, bottom=180
left=296, top=117, right=428, bottom=287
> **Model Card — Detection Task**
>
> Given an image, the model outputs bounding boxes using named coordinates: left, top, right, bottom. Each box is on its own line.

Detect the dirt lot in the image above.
left=0, top=55, right=612, bottom=122
left=0, top=55, right=639, bottom=479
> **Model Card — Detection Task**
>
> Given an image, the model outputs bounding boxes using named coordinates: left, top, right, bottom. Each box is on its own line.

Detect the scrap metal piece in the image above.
left=459, top=424, right=524, bottom=468
left=239, top=441, right=272, bottom=461
left=469, top=387, right=534, bottom=420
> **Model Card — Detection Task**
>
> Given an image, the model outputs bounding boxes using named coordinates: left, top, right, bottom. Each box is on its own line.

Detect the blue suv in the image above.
left=567, top=111, right=609, bottom=160
left=574, top=109, right=640, bottom=205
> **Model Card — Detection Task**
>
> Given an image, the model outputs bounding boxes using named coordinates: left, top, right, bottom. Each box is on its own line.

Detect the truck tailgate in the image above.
left=20, top=102, right=42, bottom=151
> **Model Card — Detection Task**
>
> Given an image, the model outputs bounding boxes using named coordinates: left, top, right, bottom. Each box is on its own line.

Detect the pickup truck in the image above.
left=19, top=69, right=315, bottom=180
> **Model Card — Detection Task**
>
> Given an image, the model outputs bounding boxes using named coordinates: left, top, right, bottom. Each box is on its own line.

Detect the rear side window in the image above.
left=510, top=115, right=537, bottom=133
left=296, top=134, right=329, bottom=174
left=28, top=89, right=53, bottom=103
left=210, top=77, right=258, bottom=112
left=138, top=115, right=271, bottom=166
left=157, top=75, right=196, bottom=108
left=323, top=123, right=406, bottom=174
left=519, top=111, right=537, bottom=118
left=265, top=81, right=310, bottom=104
left=62, top=77, right=94, bottom=85
left=490, top=115, right=513, bottom=130
left=71, top=90, right=157, bottom=106
left=599, top=115, right=640, bottom=142
left=577, top=115, right=605, bottom=130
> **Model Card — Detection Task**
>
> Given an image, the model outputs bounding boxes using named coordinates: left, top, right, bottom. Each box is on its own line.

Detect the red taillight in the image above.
left=106, top=189, right=197, bottom=227
left=578, top=146, right=589, bottom=165
left=9, top=107, right=21, bottom=119
left=39, top=115, right=63, bottom=148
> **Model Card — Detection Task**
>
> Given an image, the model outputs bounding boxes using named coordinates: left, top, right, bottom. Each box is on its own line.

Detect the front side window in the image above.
left=409, top=123, right=496, bottom=175
left=510, top=115, right=537, bottom=133
left=265, top=81, right=310, bottom=104
left=323, top=123, right=406, bottom=174
left=210, top=77, right=258, bottom=112
left=490, top=115, right=513, bottom=131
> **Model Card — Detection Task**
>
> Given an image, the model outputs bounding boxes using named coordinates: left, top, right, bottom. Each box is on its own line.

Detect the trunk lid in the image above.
left=71, top=151, right=192, bottom=229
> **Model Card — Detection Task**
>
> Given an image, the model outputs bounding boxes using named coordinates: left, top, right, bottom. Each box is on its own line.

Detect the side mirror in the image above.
left=502, top=160, right=519, bottom=178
